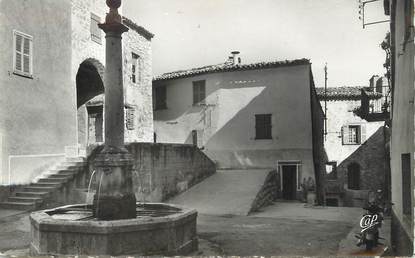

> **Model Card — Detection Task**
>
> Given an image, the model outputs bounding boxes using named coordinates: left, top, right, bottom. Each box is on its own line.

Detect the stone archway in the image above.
left=76, top=58, right=105, bottom=147
left=76, top=58, right=105, bottom=108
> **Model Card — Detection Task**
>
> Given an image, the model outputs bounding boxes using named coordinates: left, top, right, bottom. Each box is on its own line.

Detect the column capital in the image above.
left=98, top=23, right=129, bottom=34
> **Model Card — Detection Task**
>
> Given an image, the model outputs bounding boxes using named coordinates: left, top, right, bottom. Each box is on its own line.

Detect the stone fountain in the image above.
left=29, top=1, right=198, bottom=255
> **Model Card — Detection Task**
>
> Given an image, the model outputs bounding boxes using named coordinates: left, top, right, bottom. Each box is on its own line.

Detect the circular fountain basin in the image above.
left=30, top=203, right=198, bottom=256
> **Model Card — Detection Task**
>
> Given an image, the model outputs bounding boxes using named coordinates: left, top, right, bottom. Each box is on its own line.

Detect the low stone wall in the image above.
left=249, top=170, right=279, bottom=213
left=87, top=143, right=216, bottom=203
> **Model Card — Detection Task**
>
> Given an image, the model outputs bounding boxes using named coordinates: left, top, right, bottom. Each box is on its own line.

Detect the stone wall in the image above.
left=320, top=99, right=384, bottom=164
left=87, top=143, right=216, bottom=202
left=310, top=81, right=328, bottom=205
left=122, top=22, right=154, bottom=143
left=249, top=170, right=279, bottom=213
left=337, top=126, right=389, bottom=206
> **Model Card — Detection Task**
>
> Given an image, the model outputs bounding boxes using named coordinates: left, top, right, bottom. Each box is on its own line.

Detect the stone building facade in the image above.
left=153, top=56, right=327, bottom=203
left=316, top=85, right=389, bottom=207
left=0, top=0, right=154, bottom=185
left=384, top=0, right=415, bottom=255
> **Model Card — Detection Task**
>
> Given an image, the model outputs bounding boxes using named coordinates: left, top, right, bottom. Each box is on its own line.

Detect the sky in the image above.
left=123, top=0, right=389, bottom=88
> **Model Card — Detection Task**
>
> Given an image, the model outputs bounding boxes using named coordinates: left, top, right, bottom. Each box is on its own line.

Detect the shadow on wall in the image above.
left=335, top=126, right=389, bottom=207
left=204, top=83, right=310, bottom=169
left=86, top=143, right=216, bottom=202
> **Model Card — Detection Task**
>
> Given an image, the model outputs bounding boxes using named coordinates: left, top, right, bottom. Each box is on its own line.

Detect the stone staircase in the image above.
left=0, top=157, right=86, bottom=211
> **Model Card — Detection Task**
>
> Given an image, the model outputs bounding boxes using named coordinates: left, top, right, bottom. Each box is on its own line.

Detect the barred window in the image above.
left=255, top=114, right=272, bottom=139
left=90, top=13, right=101, bottom=44
left=13, top=30, right=33, bottom=77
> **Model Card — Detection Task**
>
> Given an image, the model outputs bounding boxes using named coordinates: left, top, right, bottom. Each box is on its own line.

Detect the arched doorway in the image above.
left=76, top=58, right=105, bottom=148
left=347, top=163, right=360, bottom=190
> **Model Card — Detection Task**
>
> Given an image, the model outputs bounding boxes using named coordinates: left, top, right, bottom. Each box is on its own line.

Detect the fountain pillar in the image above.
left=92, top=0, right=136, bottom=220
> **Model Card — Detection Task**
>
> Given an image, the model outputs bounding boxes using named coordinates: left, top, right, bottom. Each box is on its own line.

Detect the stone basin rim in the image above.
left=30, top=203, right=197, bottom=234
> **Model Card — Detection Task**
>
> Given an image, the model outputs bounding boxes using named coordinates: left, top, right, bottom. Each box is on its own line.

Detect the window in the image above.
left=131, top=53, right=142, bottom=84
left=401, top=153, right=411, bottom=215
left=90, top=13, right=101, bottom=44
left=347, top=163, right=360, bottom=190
left=193, top=80, right=206, bottom=105
left=13, top=30, right=33, bottom=77
left=255, top=114, right=272, bottom=139
left=341, top=124, right=366, bottom=145
left=326, top=162, right=337, bottom=180
left=125, top=107, right=135, bottom=130
left=154, top=85, right=167, bottom=110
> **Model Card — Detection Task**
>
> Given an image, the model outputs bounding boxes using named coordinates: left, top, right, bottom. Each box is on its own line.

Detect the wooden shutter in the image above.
left=360, top=124, right=366, bottom=144
left=402, top=153, right=411, bottom=215
left=341, top=125, right=349, bottom=145
left=23, top=37, right=31, bottom=73
left=15, top=34, right=23, bottom=72
left=126, top=108, right=135, bottom=130
left=193, top=81, right=206, bottom=104
left=200, top=82, right=206, bottom=104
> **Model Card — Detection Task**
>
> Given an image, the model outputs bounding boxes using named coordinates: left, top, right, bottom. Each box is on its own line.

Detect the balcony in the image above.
left=354, top=88, right=390, bottom=122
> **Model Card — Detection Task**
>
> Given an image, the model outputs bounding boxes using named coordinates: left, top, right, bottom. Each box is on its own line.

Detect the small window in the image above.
left=125, top=107, right=135, bottom=130
left=347, top=163, right=360, bottom=190
left=326, top=162, right=337, bottom=180
left=193, top=80, right=206, bottom=105
left=13, top=30, right=33, bottom=77
left=255, top=114, right=272, bottom=139
left=401, top=153, right=411, bottom=215
left=342, top=124, right=366, bottom=145
left=131, top=53, right=142, bottom=84
left=90, top=13, right=101, bottom=44
left=155, top=85, right=167, bottom=110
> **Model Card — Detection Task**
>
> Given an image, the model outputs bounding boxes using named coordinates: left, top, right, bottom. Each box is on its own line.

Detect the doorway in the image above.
left=282, top=165, right=297, bottom=200
left=87, top=105, right=103, bottom=144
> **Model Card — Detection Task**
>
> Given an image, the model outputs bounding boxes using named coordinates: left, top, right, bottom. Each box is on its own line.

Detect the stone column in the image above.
left=92, top=0, right=136, bottom=220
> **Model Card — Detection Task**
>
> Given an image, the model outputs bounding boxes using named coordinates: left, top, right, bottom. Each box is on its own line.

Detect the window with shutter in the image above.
left=342, top=124, right=361, bottom=145
left=90, top=13, right=102, bottom=44
left=255, top=114, right=272, bottom=139
left=125, top=108, right=135, bottom=130
left=13, top=30, right=33, bottom=77
left=131, top=53, right=142, bottom=84
left=193, top=80, right=206, bottom=105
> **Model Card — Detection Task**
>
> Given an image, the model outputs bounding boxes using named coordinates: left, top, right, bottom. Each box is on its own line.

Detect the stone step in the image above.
left=0, top=201, right=36, bottom=210
left=38, top=178, right=67, bottom=183
left=31, top=182, right=62, bottom=188
left=8, top=196, right=43, bottom=204
left=23, top=186, right=56, bottom=193
left=50, top=168, right=79, bottom=174
left=15, top=192, right=49, bottom=198
left=48, top=174, right=73, bottom=179
left=56, top=164, right=84, bottom=170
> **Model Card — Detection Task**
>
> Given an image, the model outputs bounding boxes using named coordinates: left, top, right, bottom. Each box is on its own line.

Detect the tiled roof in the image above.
left=316, top=86, right=382, bottom=100
left=153, top=58, right=310, bottom=81
left=122, top=16, right=154, bottom=40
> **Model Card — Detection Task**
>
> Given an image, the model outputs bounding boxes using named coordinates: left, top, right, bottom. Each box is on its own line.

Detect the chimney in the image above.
left=231, top=51, right=240, bottom=65
left=369, top=75, right=380, bottom=89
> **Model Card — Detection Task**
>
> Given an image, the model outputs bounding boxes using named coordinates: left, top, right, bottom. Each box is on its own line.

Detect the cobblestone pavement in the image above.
left=0, top=210, right=30, bottom=256
left=0, top=203, right=388, bottom=256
